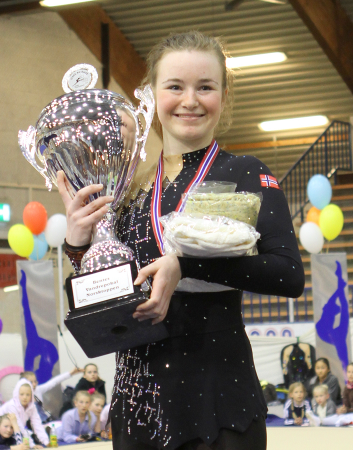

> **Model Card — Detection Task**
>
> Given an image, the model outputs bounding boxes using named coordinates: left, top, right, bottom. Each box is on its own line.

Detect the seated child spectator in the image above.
left=306, top=385, right=336, bottom=426
left=21, top=367, right=83, bottom=423
left=313, top=362, right=353, bottom=427
left=74, top=364, right=106, bottom=398
left=89, top=393, right=106, bottom=438
left=60, top=364, right=106, bottom=417
left=57, top=391, right=100, bottom=444
left=0, top=380, right=49, bottom=448
left=284, top=382, right=312, bottom=426
left=306, top=358, right=341, bottom=405
left=0, top=414, right=27, bottom=450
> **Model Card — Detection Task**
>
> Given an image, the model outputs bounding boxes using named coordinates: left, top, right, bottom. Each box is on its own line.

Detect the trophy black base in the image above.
left=64, top=262, right=169, bottom=358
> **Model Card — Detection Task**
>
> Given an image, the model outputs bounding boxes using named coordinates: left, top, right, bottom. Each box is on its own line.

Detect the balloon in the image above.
left=299, top=222, right=324, bottom=254
left=8, top=224, right=34, bottom=257
left=45, top=214, right=67, bottom=247
left=29, top=232, right=48, bottom=260
left=23, top=202, right=48, bottom=235
left=306, top=206, right=321, bottom=226
left=319, top=204, right=344, bottom=241
left=307, top=174, right=332, bottom=210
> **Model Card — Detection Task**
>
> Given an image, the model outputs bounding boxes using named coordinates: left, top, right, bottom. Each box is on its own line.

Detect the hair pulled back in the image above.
left=144, top=30, right=228, bottom=92
left=143, top=30, right=233, bottom=135
left=315, top=358, right=330, bottom=370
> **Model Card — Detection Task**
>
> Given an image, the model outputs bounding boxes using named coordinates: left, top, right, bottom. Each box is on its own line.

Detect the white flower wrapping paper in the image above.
left=160, top=212, right=260, bottom=257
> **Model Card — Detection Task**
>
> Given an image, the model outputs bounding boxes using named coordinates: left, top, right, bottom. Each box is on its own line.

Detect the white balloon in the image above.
left=45, top=214, right=67, bottom=247
left=299, top=222, right=324, bottom=254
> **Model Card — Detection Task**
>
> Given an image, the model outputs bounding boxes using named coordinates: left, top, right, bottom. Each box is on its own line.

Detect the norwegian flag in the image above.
left=260, top=174, right=280, bottom=189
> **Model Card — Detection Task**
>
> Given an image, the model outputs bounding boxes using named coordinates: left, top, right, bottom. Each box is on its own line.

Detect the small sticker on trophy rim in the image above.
left=62, top=64, right=98, bottom=93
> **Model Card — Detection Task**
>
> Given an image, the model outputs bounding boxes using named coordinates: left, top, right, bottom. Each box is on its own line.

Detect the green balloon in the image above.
left=319, top=204, right=344, bottom=241
left=8, top=224, right=34, bottom=257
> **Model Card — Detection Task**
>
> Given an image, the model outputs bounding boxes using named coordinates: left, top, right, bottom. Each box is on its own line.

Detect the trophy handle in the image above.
left=18, top=126, right=53, bottom=190
left=134, top=85, right=155, bottom=161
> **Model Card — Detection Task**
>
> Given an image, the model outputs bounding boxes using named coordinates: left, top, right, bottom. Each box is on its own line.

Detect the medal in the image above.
left=151, top=140, right=219, bottom=255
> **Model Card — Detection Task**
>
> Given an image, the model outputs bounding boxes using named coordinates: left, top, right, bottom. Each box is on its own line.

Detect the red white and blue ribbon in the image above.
left=151, top=140, right=219, bottom=255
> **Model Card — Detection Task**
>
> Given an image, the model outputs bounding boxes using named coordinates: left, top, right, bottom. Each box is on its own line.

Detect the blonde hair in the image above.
left=20, top=371, right=35, bottom=380
left=0, top=414, right=11, bottom=426
left=313, top=384, right=329, bottom=396
left=142, top=30, right=234, bottom=136
left=91, top=392, right=105, bottom=403
left=74, top=391, right=92, bottom=427
left=288, top=382, right=306, bottom=397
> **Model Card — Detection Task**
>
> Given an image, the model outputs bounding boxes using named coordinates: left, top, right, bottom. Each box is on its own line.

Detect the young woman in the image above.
left=58, top=31, right=304, bottom=450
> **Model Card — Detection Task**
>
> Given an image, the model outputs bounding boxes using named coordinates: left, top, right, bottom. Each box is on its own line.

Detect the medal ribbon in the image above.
left=151, top=139, right=219, bottom=255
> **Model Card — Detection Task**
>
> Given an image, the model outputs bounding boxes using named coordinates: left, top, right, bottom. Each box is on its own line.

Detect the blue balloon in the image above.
left=29, top=232, right=48, bottom=260
left=307, top=174, right=332, bottom=210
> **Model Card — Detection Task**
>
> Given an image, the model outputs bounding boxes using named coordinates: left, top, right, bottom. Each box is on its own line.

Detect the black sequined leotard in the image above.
left=112, top=146, right=305, bottom=449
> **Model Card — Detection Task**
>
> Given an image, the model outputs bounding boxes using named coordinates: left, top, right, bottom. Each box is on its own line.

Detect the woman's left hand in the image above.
left=133, top=254, right=181, bottom=325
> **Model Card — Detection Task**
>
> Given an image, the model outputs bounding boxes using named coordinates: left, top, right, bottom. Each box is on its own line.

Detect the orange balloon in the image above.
left=23, top=202, right=48, bottom=235
left=306, top=206, right=321, bottom=226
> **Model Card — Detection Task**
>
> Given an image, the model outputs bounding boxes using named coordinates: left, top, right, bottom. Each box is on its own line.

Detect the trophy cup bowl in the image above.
left=19, top=85, right=169, bottom=357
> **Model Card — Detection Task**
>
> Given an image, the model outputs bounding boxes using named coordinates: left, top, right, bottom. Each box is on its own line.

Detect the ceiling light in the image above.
left=226, top=52, right=287, bottom=69
left=40, top=0, right=95, bottom=7
left=259, top=115, right=329, bottom=131
left=3, top=285, right=19, bottom=293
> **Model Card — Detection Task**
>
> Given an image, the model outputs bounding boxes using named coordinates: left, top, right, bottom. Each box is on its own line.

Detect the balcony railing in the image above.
left=280, top=121, right=352, bottom=220
left=242, top=284, right=353, bottom=324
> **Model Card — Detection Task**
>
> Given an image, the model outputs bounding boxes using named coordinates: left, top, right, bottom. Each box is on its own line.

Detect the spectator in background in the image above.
left=284, top=382, right=311, bottom=426
left=306, top=384, right=336, bottom=426
left=20, top=367, right=83, bottom=422
left=306, top=358, right=341, bottom=405
left=0, top=380, right=49, bottom=448
left=0, top=414, right=27, bottom=450
left=57, top=391, right=100, bottom=444
left=73, top=364, right=106, bottom=399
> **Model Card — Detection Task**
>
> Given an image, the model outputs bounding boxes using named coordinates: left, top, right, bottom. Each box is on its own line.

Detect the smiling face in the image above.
left=19, top=385, right=32, bottom=408
left=290, top=386, right=305, bottom=404
left=315, top=360, right=329, bottom=381
left=84, top=364, right=98, bottom=383
left=154, top=50, right=225, bottom=152
left=74, top=394, right=91, bottom=415
left=0, top=418, right=13, bottom=439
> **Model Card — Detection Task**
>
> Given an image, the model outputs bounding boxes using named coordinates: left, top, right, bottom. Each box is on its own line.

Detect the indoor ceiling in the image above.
left=101, top=0, right=353, bottom=145
left=1, top=0, right=353, bottom=157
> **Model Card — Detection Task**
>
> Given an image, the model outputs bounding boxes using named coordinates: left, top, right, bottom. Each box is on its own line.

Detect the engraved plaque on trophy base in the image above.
left=65, top=261, right=169, bottom=357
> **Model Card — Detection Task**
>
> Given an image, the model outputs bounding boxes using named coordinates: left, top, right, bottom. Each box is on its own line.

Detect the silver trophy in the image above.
left=18, top=64, right=168, bottom=357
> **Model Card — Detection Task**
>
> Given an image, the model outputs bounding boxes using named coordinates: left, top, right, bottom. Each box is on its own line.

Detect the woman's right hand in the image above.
left=57, top=171, right=114, bottom=246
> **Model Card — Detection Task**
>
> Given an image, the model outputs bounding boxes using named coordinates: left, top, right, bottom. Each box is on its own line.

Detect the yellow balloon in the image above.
left=8, top=224, right=34, bottom=257
left=319, top=204, right=344, bottom=241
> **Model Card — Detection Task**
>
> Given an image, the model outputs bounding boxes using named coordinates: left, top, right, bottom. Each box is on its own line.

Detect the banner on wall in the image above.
left=16, top=260, right=61, bottom=417
left=311, top=253, right=351, bottom=388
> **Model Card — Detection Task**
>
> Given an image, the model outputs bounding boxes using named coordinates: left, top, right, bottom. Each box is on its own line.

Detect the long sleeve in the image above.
left=326, top=399, right=337, bottom=416
left=325, top=373, right=341, bottom=405
left=34, top=372, right=71, bottom=402
left=58, top=410, right=97, bottom=444
left=178, top=157, right=305, bottom=298
left=59, top=410, right=79, bottom=444
left=28, top=407, right=49, bottom=445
